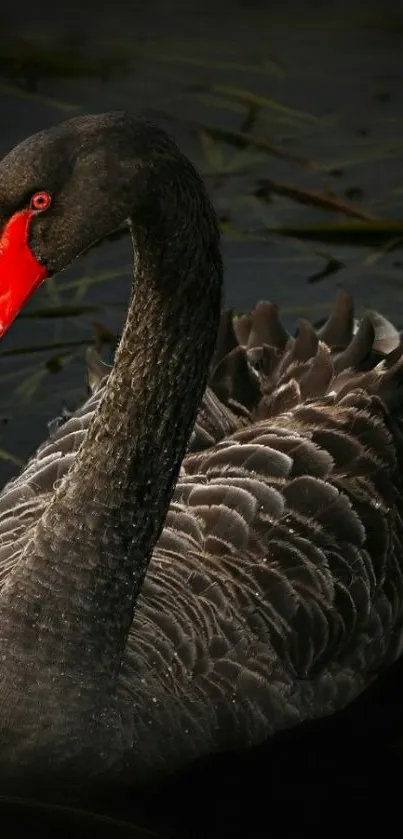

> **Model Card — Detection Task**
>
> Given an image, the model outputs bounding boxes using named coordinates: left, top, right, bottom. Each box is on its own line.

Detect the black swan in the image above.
left=0, top=111, right=403, bottom=795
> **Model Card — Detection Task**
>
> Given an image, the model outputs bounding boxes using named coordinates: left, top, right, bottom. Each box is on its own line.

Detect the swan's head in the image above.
left=0, top=111, right=192, bottom=337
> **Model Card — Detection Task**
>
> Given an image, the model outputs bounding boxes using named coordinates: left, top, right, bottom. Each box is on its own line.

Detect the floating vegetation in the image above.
left=187, top=83, right=318, bottom=125
left=254, top=179, right=376, bottom=222
left=19, top=304, right=103, bottom=320
left=0, top=339, right=94, bottom=359
left=260, top=221, right=403, bottom=247
left=0, top=447, right=24, bottom=467
left=307, top=258, right=345, bottom=284
left=134, top=42, right=285, bottom=77
left=153, top=110, right=316, bottom=168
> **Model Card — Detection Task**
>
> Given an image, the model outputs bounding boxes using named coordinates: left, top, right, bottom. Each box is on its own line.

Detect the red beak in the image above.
left=0, top=210, right=48, bottom=338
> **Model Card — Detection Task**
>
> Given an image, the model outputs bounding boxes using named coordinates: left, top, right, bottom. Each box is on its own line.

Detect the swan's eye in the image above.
left=30, top=191, right=52, bottom=212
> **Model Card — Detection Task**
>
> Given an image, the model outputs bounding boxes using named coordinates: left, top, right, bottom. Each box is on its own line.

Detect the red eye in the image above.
left=30, top=191, right=52, bottom=212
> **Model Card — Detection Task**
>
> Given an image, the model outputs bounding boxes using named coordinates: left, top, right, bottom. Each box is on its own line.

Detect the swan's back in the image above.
left=97, top=292, right=403, bottom=773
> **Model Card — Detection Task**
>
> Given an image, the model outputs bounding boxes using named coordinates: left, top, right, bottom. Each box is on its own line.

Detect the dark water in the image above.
left=1, top=1, right=403, bottom=835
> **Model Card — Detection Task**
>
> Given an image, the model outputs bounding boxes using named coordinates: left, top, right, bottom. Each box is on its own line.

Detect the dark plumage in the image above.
left=0, top=112, right=403, bottom=798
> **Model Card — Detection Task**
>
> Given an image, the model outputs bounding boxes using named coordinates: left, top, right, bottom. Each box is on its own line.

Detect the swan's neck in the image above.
left=0, top=185, right=222, bottom=711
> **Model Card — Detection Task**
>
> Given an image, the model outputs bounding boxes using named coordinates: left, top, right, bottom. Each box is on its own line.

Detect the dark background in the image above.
left=1, top=1, right=403, bottom=835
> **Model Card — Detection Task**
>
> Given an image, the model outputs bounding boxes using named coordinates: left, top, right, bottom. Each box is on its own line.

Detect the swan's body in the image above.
left=1, top=112, right=403, bottom=793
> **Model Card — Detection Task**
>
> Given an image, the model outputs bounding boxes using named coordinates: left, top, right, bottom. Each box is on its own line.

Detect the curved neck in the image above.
left=0, top=182, right=222, bottom=698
